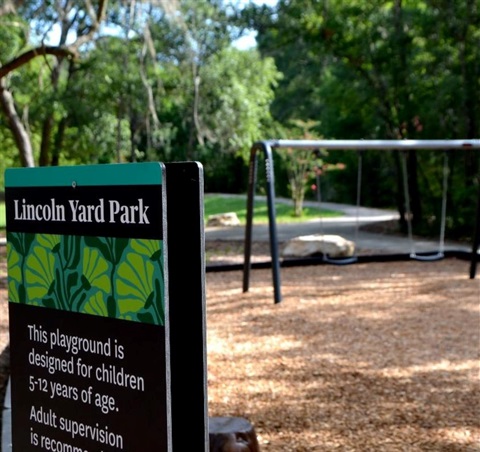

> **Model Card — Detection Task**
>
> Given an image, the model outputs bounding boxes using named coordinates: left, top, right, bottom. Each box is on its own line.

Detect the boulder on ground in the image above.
left=207, top=212, right=241, bottom=227
left=282, top=234, right=355, bottom=258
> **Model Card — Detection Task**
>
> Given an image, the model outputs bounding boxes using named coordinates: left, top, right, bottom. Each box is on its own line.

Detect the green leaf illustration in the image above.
left=84, top=236, right=129, bottom=267
left=36, top=234, right=61, bottom=251
left=73, top=292, right=87, bottom=312
left=42, top=298, right=56, bottom=309
left=67, top=271, right=78, bottom=290
left=113, top=238, right=129, bottom=264
left=6, top=233, right=36, bottom=304
left=47, top=280, right=55, bottom=295
left=137, top=312, right=154, bottom=324
left=116, top=252, right=155, bottom=316
left=130, top=239, right=162, bottom=260
left=144, top=291, right=155, bottom=310
left=151, top=250, right=162, bottom=262
left=25, top=244, right=56, bottom=302
left=107, top=295, right=117, bottom=318
left=7, top=233, right=165, bottom=324
left=18, top=284, right=26, bottom=303
left=154, top=278, right=165, bottom=324
left=8, top=280, right=20, bottom=303
left=84, top=236, right=113, bottom=261
left=82, top=292, right=109, bottom=317
left=7, top=244, right=21, bottom=282
left=61, top=235, right=82, bottom=269
left=83, top=247, right=111, bottom=293
left=7, top=232, right=35, bottom=257
left=6, top=233, right=22, bottom=255
left=80, top=275, right=91, bottom=290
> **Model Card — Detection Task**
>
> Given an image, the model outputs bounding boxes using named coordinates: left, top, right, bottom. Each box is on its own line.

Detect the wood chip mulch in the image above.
left=0, top=242, right=479, bottom=451
left=205, top=245, right=480, bottom=451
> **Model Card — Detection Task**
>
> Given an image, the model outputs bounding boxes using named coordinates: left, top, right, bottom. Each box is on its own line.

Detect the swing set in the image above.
left=241, top=139, right=480, bottom=304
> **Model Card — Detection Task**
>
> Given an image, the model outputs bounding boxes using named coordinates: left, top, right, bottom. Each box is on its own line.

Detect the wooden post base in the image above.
left=209, top=416, right=260, bottom=452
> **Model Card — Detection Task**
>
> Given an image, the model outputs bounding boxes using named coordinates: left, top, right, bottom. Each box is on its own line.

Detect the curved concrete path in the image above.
left=206, top=199, right=471, bottom=255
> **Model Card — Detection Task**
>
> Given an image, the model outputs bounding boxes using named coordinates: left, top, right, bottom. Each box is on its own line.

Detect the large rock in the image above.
left=282, top=234, right=355, bottom=258
left=207, top=212, right=241, bottom=227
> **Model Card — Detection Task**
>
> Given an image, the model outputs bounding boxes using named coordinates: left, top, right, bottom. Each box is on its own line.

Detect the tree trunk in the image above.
left=51, top=117, right=68, bottom=166
left=187, top=63, right=202, bottom=161
left=39, top=60, right=64, bottom=166
left=293, top=197, right=304, bottom=217
left=291, top=180, right=305, bottom=217
left=39, top=116, right=54, bottom=166
left=116, top=104, right=123, bottom=163
left=0, top=78, right=35, bottom=167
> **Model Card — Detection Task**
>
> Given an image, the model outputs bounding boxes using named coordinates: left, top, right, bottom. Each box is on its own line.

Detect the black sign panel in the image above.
left=6, top=185, right=163, bottom=239
left=9, top=303, right=168, bottom=451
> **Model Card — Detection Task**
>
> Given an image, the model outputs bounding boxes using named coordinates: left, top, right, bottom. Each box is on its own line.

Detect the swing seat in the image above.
left=322, top=254, right=358, bottom=265
left=401, top=150, right=450, bottom=265
left=410, top=251, right=444, bottom=262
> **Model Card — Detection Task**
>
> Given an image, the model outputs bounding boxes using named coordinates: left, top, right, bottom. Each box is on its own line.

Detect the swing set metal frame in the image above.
left=242, top=139, right=480, bottom=304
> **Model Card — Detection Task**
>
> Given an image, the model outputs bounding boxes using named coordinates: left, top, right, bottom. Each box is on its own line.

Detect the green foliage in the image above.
left=202, top=153, right=249, bottom=193
left=0, top=130, right=20, bottom=189
left=250, top=0, right=480, bottom=238
left=0, top=13, right=28, bottom=61
left=198, top=47, right=280, bottom=160
left=275, top=120, right=348, bottom=216
left=0, top=0, right=479, bottom=240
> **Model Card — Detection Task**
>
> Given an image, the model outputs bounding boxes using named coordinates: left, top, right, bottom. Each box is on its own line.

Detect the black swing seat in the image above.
left=323, top=254, right=358, bottom=265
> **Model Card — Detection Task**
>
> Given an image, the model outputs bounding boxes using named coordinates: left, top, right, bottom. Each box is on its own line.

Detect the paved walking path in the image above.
left=206, top=198, right=471, bottom=255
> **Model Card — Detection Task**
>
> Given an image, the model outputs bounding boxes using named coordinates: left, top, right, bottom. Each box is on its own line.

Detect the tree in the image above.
left=0, top=0, right=107, bottom=167
left=248, top=0, right=480, bottom=236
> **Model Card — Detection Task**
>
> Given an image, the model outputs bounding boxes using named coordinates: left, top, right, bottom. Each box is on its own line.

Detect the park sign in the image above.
left=5, top=162, right=208, bottom=451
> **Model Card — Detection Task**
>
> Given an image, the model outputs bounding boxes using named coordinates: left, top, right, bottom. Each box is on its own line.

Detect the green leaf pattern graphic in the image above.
left=129, top=239, right=165, bottom=322
left=6, top=245, right=21, bottom=303
left=36, top=234, right=61, bottom=251
left=7, top=232, right=35, bottom=305
left=25, top=244, right=56, bottom=302
left=83, top=248, right=111, bottom=293
left=116, top=253, right=162, bottom=323
left=6, top=233, right=165, bottom=325
left=83, top=291, right=109, bottom=318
